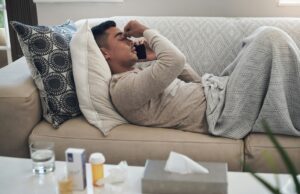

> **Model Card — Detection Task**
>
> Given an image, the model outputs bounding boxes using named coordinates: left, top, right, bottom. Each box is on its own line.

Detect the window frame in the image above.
left=0, top=1, right=12, bottom=64
left=33, top=0, right=124, bottom=3
left=278, top=0, right=300, bottom=6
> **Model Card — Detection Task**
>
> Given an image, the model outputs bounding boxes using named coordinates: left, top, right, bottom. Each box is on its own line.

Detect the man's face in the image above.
left=104, top=27, right=138, bottom=68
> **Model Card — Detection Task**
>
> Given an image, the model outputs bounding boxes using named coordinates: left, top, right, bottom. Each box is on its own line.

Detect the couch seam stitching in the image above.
left=31, top=134, right=243, bottom=144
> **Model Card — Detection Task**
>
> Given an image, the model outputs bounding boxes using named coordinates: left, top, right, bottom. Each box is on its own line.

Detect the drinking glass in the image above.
left=29, top=141, right=55, bottom=175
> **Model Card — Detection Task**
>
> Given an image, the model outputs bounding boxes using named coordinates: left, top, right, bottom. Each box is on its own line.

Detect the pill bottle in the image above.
left=89, top=153, right=105, bottom=186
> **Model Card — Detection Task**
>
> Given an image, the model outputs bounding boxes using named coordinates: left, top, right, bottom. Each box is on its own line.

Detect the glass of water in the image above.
left=29, top=141, right=55, bottom=175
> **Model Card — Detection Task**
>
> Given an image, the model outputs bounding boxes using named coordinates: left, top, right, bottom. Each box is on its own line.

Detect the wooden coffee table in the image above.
left=0, top=156, right=293, bottom=194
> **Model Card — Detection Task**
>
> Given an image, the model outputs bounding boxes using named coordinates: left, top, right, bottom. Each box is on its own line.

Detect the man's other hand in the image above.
left=124, top=20, right=149, bottom=38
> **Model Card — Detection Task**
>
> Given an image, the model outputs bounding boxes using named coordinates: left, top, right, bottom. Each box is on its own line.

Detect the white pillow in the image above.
left=70, top=20, right=127, bottom=136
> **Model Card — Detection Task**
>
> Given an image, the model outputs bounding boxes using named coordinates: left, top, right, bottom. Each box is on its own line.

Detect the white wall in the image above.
left=35, top=0, right=300, bottom=25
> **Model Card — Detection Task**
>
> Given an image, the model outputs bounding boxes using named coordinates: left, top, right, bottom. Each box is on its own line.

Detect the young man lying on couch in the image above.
left=92, top=20, right=300, bottom=139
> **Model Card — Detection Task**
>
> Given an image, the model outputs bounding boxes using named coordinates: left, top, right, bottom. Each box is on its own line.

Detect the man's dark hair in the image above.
left=91, top=20, right=116, bottom=48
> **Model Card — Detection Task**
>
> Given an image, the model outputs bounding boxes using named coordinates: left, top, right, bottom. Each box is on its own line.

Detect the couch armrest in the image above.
left=0, top=57, right=42, bottom=158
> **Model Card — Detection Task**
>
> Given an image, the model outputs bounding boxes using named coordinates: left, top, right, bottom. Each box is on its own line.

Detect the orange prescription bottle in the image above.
left=89, top=153, right=105, bottom=187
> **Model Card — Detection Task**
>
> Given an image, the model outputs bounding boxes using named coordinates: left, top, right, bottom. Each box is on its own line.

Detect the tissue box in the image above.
left=142, top=160, right=228, bottom=194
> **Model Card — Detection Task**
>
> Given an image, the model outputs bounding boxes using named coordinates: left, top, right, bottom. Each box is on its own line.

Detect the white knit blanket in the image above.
left=202, top=26, right=300, bottom=139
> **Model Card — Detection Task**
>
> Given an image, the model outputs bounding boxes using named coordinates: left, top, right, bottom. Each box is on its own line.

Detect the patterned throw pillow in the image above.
left=11, top=21, right=81, bottom=128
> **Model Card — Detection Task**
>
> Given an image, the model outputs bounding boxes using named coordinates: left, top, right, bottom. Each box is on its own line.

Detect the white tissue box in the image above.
left=142, top=160, right=228, bottom=194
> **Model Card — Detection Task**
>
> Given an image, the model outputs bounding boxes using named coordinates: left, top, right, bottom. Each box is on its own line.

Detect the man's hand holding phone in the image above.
left=133, top=39, right=156, bottom=61
left=124, top=20, right=156, bottom=61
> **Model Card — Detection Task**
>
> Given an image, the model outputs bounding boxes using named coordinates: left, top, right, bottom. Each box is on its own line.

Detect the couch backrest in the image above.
left=76, top=16, right=300, bottom=76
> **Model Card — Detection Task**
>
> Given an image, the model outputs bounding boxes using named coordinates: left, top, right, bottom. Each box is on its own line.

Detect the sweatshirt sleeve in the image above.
left=110, top=29, right=186, bottom=110
left=177, top=63, right=201, bottom=82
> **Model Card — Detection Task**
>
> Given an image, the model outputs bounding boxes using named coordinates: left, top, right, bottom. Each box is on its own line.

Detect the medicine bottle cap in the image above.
left=89, top=153, right=105, bottom=164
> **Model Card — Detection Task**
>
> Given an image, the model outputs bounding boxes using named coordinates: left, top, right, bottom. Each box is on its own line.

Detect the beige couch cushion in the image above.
left=29, top=116, right=244, bottom=171
left=244, top=133, right=300, bottom=173
left=0, top=57, right=41, bottom=158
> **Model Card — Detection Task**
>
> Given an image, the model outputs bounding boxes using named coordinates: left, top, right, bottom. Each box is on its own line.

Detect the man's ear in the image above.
left=100, top=47, right=110, bottom=60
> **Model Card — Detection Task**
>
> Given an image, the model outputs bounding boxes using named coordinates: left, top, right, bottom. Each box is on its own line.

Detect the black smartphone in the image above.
left=134, top=44, right=147, bottom=60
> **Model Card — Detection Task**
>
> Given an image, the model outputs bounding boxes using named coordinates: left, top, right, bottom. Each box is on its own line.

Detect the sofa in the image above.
left=1, top=16, right=300, bottom=173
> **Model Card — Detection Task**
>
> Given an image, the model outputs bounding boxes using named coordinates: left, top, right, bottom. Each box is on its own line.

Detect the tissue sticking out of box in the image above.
left=164, top=151, right=209, bottom=174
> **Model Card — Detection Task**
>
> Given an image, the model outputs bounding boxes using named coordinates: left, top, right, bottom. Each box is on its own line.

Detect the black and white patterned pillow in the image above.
left=11, top=21, right=81, bottom=128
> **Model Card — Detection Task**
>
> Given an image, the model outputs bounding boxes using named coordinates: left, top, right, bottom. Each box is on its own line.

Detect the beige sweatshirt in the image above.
left=109, top=29, right=207, bottom=133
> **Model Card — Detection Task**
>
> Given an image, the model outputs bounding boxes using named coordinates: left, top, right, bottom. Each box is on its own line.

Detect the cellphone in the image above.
left=134, top=44, right=147, bottom=60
